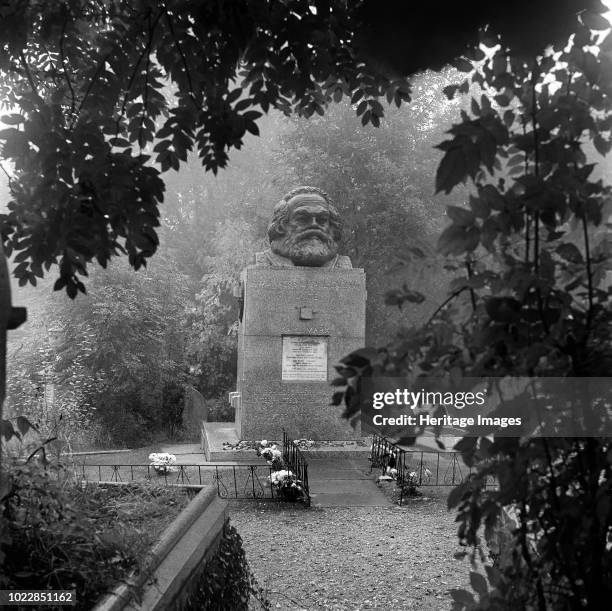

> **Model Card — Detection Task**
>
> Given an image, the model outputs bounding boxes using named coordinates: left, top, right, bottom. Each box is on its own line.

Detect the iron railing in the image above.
left=282, top=430, right=311, bottom=506
left=369, top=433, right=494, bottom=504
left=58, top=463, right=300, bottom=501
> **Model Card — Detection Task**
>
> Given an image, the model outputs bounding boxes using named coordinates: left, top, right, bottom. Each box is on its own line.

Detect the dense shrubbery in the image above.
left=4, top=258, right=192, bottom=448
left=0, top=466, right=190, bottom=610
left=334, top=10, right=612, bottom=610
left=0, top=445, right=264, bottom=610
left=178, top=521, right=269, bottom=611
left=1, top=466, right=137, bottom=609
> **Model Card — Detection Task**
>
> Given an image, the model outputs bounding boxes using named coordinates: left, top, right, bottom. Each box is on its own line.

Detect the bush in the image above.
left=0, top=465, right=191, bottom=610
left=179, top=521, right=269, bottom=610
left=0, top=465, right=139, bottom=609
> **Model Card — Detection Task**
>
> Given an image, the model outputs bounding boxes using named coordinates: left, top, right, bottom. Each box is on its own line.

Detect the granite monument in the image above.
left=202, top=186, right=366, bottom=450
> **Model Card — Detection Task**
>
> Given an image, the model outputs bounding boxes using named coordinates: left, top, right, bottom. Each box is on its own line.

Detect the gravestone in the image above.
left=183, top=386, right=209, bottom=439
left=205, top=186, right=366, bottom=446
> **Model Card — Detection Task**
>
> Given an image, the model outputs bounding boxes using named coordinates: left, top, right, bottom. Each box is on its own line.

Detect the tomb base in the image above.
left=235, top=266, right=367, bottom=440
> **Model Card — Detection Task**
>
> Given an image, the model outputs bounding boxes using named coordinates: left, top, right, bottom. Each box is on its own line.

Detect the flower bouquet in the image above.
left=148, top=452, right=178, bottom=475
left=398, top=468, right=431, bottom=497
left=256, top=440, right=283, bottom=470
left=269, top=469, right=307, bottom=502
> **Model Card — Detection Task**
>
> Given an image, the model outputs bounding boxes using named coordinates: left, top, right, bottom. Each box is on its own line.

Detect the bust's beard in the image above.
left=271, top=230, right=338, bottom=266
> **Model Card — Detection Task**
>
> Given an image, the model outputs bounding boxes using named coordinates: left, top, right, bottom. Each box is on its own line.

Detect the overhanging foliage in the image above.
left=1, top=1, right=609, bottom=296
left=0, top=0, right=411, bottom=296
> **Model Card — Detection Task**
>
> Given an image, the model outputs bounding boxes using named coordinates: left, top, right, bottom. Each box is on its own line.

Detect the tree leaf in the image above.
left=331, top=390, right=344, bottom=405
left=436, top=144, right=468, bottom=194
left=1, top=114, right=24, bottom=125
left=447, top=206, right=476, bottom=227
left=453, top=57, right=473, bottom=72
left=471, top=97, right=480, bottom=116
left=469, top=195, right=490, bottom=219
left=593, top=134, right=611, bottom=156
left=485, top=297, right=521, bottom=322
left=484, top=565, right=501, bottom=587
left=470, top=571, right=488, bottom=596
left=443, top=84, right=460, bottom=99
left=438, top=225, right=480, bottom=255
left=556, top=243, right=583, bottom=264
left=450, top=588, right=475, bottom=605
left=494, top=94, right=510, bottom=107
left=15, top=416, right=36, bottom=436
left=0, top=419, right=19, bottom=442
left=581, top=10, right=610, bottom=30
left=404, top=289, right=426, bottom=304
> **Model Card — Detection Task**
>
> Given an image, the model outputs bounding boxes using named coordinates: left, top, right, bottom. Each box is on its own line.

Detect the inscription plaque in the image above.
left=282, top=336, right=328, bottom=381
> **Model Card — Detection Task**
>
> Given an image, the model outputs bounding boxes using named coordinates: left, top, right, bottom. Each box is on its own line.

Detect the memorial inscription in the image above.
left=281, top=336, right=328, bottom=381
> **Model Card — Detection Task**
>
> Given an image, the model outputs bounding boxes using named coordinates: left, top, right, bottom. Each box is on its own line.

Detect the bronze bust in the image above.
left=255, top=186, right=352, bottom=268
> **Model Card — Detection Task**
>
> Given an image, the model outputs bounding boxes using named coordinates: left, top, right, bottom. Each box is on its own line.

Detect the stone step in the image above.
left=307, top=457, right=391, bottom=507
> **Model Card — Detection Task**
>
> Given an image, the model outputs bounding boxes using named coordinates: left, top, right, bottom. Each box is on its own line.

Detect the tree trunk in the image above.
left=0, top=242, right=11, bottom=477
left=0, top=243, right=26, bottom=478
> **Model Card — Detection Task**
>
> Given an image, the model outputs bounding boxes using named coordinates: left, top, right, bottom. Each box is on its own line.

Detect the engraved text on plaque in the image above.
left=281, top=336, right=328, bottom=381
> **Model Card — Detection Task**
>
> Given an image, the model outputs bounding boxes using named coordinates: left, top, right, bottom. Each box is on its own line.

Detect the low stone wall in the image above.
left=207, top=446, right=371, bottom=461
left=93, top=486, right=227, bottom=611
left=202, top=424, right=372, bottom=462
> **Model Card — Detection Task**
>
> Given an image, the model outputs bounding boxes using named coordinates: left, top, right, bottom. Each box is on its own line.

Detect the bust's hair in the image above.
left=267, top=186, right=342, bottom=243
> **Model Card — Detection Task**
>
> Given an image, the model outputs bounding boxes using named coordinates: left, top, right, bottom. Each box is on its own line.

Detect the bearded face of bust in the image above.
left=270, top=194, right=340, bottom=266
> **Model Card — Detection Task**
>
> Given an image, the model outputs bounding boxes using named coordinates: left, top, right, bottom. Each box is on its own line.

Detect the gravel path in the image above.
left=230, top=494, right=472, bottom=611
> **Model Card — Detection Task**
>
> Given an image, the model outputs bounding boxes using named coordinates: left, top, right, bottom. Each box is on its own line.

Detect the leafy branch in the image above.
left=18, top=51, right=43, bottom=106
left=60, top=12, right=76, bottom=119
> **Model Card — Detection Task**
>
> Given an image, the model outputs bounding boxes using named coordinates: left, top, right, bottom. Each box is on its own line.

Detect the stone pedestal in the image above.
left=234, top=266, right=366, bottom=440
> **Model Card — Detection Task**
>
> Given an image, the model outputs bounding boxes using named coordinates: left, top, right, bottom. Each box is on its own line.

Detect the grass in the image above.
left=73, top=482, right=194, bottom=546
